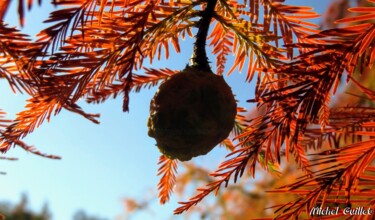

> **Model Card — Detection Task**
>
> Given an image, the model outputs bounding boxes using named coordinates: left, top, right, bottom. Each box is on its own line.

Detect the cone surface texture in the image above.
left=148, top=66, right=237, bottom=161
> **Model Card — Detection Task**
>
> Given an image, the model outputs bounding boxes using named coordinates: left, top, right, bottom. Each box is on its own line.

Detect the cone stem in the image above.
left=190, top=0, right=218, bottom=72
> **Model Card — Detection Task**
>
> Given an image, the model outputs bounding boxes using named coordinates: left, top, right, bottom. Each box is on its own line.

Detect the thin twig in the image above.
left=190, top=0, right=218, bottom=71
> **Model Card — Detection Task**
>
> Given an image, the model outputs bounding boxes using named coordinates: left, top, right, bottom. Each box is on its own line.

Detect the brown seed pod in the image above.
left=147, top=66, right=237, bottom=161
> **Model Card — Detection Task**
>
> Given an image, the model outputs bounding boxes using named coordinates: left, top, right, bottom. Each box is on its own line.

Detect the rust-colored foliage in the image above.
left=157, top=155, right=178, bottom=204
left=1, top=0, right=375, bottom=219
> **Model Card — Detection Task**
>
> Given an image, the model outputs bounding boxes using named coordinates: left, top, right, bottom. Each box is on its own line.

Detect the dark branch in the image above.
left=190, top=0, right=218, bottom=72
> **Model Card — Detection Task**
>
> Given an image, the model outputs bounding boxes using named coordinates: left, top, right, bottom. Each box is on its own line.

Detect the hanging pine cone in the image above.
left=147, top=66, right=237, bottom=161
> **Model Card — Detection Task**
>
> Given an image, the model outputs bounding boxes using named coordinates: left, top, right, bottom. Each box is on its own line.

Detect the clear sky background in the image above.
left=0, top=1, right=330, bottom=219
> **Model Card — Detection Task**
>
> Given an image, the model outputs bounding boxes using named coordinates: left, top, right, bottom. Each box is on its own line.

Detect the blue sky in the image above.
left=0, top=1, right=330, bottom=219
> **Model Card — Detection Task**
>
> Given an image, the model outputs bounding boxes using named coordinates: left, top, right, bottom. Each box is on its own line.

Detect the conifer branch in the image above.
left=157, top=155, right=178, bottom=204
left=190, top=0, right=218, bottom=71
